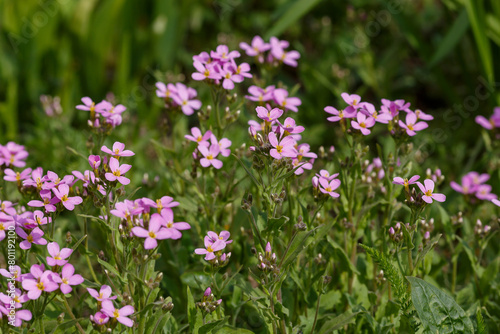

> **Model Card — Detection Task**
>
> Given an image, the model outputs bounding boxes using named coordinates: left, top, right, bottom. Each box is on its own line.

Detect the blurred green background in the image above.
left=1, top=0, right=500, bottom=179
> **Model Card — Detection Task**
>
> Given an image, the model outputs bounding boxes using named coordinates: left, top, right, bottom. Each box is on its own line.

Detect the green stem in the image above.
left=62, top=296, right=86, bottom=334
left=246, top=210, right=266, bottom=251
left=310, top=290, right=323, bottom=334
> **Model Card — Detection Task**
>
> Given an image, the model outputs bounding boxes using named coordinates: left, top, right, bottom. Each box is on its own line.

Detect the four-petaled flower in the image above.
left=105, top=157, right=132, bottom=185
left=52, top=264, right=84, bottom=294
left=131, top=217, right=171, bottom=249
left=195, top=237, right=226, bottom=260
left=417, top=179, right=446, bottom=203
left=52, top=184, right=83, bottom=211
left=101, top=300, right=135, bottom=327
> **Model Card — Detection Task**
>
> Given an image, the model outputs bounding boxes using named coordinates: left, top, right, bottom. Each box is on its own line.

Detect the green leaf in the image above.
left=187, top=286, right=203, bottom=334
left=71, top=234, right=87, bottom=251
left=214, top=326, right=255, bottom=334
left=280, top=226, right=319, bottom=269
left=318, top=311, right=362, bottom=334
left=180, top=271, right=211, bottom=289
left=407, top=276, right=474, bottom=333
left=428, top=9, right=469, bottom=68
left=265, top=0, right=322, bottom=38
left=262, top=215, right=289, bottom=234
left=476, top=307, right=487, bottom=334
left=199, top=317, right=229, bottom=334
left=97, top=258, right=128, bottom=284
left=232, top=154, right=261, bottom=187
left=401, top=223, right=414, bottom=250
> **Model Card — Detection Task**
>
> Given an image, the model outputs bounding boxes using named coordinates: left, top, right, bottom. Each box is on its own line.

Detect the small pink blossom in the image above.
left=273, top=89, right=301, bottom=112
left=198, top=144, right=223, bottom=169
left=101, top=300, right=135, bottom=327
left=417, top=179, right=446, bottom=203
left=46, top=242, right=73, bottom=266
left=17, top=227, right=47, bottom=249
left=319, top=178, right=341, bottom=198
left=52, top=184, right=83, bottom=211
left=399, top=112, right=428, bottom=136
left=101, top=142, right=134, bottom=158
left=87, top=285, right=117, bottom=302
left=185, top=127, right=212, bottom=145
left=351, top=113, right=375, bottom=135
left=131, top=217, right=171, bottom=249
left=52, top=264, right=84, bottom=294
left=195, top=237, right=226, bottom=260
left=268, top=132, right=297, bottom=160
left=105, top=157, right=132, bottom=185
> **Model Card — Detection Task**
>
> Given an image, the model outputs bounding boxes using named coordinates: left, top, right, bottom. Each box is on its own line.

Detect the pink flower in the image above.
left=17, top=227, right=47, bottom=249
left=341, top=93, right=362, bottom=109
left=210, top=135, right=232, bottom=157
left=42, top=171, right=74, bottom=190
left=207, top=231, right=233, bottom=244
left=234, top=62, right=252, bottom=79
left=351, top=113, right=375, bottom=135
left=195, top=237, right=226, bottom=260
left=211, top=45, right=240, bottom=61
left=185, top=127, right=212, bottom=145
left=3, top=167, right=32, bottom=183
left=52, top=264, right=84, bottom=294
left=268, top=132, right=297, bottom=160
left=88, top=155, right=101, bottom=170
left=153, top=209, right=190, bottom=239
left=319, top=178, right=341, bottom=198
left=21, top=265, right=58, bottom=300
left=101, top=300, right=135, bottom=327
left=22, top=166, right=44, bottom=189
left=52, top=184, right=83, bottom=211
left=155, top=82, right=177, bottom=100
left=316, top=170, right=339, bottom=181
left=240, top=36, right=271, bottom=57
left=76, top=97, right=97, bottom=113
left=46, top=242, right=73, bottom=266
left=475, top=184, right=497, bottom=201
left=359, top=102, right=392, bottom=124
left=270, top=37, right=300, bottom=67
left=101, top=142, right=134, bottom=158
left=105, top=157, right=132, bottom=185
left=256, top=106, right=283, bottom=122
left=246, top=85, right=275, bottom=102
left=278, top=117, right=304, bottom=134
left=219, top=63, right=244, bottom=90
left=131, top=217, right=171, bottom=249
left=399, top=112, right=428, bottom=136
left=414, top=109, right=434, bottom=121
left=96, top=101, right=126, bottom=118
left=273, top=89, right=301, bottom=112
left=90, top=312, right=109, bottom=325
left=171, top=83, right=202, bottom=115
left=199, top=144, right=223, bottom=169
left=87, top=285, right=117, bottom=302
left=192, top=61, right=222, bottom=81
left=27, top=189, right=58, bottom=213
left=0, top=142, right=28, bottom=168
left=417, top=179, right=446, bottom=203
left=393, top=175, right=420, bottom=187
left=324, top=106, right=356, bottom=122
left=155, top=196, right=179, bottom=213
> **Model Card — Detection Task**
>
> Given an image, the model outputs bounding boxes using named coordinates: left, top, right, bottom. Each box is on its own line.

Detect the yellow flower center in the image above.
left=207, top=245, right=213, bottom=252
left=425, top=190, right=432, bottom=197
left=61, top=195, right=68, bottom=202
left=325, top=187, right=332, bottom=192
left=407, top=124, right=414, bottom=130
left=276, top=145, right=283, bottom=153
left=359, top=122, right=366, bottom=128
left=113, top=309, right=120, bottom=318
left=16, top=172, right=21, bottom=181
left=149, top=231, right=156, bottom=238
left=113, top=170, right=121, bottom=177
left=204, top=69, right=210, bottom=77
left=207, top=154, right=213, bottom=160
left=166, top=222, right=173, bottom=228
left=62, top=278, right=69, bottom=284
left=37, top=282, right=45, bottom=290
left=0, top=224, right=4, bottom=231
left=27, top=235, right=34, bottom=243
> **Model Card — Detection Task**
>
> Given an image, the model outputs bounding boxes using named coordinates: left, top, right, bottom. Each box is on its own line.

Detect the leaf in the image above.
left=428, top=9, right=469, bottom=68
left=476, top=307, right=487, bottom=334
left=71, top=234, right=87, bottom=251
left=414, top=234, right=441, bottom=271
left=97, top=258, right=128, bottom=284
left=187, top=287, right=203, bottom=334
left=407, top=276, right=474, bottom=334
left=199, top=317, right=229, bottom=334
left=232, top=154, right=261, bottom=187
left=180, top=271, right=211, bottom=289
left=280, top=226, right=319, bottom=269
left=262, top=215, right=289, bottom=234
left=318, top=311, right=362, bottom=334
left=214, top=326, right=255, bottom=334
left=265, top=0, right=322, bottom=38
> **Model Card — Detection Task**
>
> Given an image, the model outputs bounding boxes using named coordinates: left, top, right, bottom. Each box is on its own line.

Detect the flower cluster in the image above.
left=111, top=195, right=189, bottom=249
left=240, top=35, right=300, bottom=67
left=196, top=287, right=222, bottom=314
left=249, top=105, right=316, bottom=175
left=394, top=176, right=446, bottom=204
left=257, top=242, right=279, bottom=274
left=88, top=285, right=135, bottom=328
left=186, top=128, right=232, bottom=169
left=476, top=107, right=500, bottom=130
left=194, top=230, right=232, bottom=265
left=325, top=93, right=432, bottom=137
left=0, top=142, right=28, bottom=168
left=450, top=171, right=497, bottom=202
left=191, top=44, right=252, bottom=90
left=312, top=170, right=341, bottom=199
left=474, top=219, right=492, bottom=238
left=155, top=82, right=202, bottom=116
left=77, top=97, right=126, bottom=130
left=245, top=86, right=301, bottom=112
